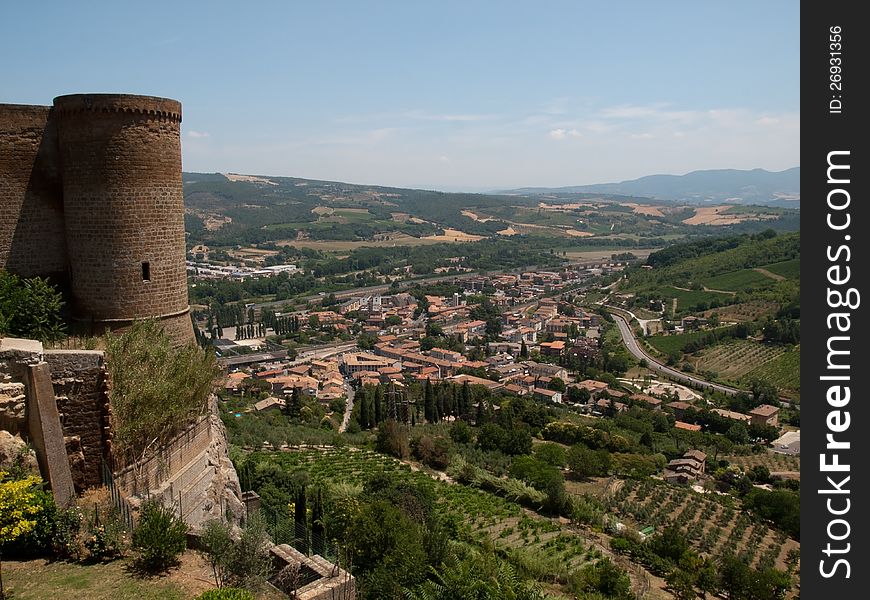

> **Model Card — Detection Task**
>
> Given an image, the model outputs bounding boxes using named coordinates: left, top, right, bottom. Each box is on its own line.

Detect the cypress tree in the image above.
left=374, top=385, right=384, bottom=424
left=294, top=484, right=308, bottom=554
left=311, top=487, right=324, bottom=556
left=424, top=379, right=435, bottom=423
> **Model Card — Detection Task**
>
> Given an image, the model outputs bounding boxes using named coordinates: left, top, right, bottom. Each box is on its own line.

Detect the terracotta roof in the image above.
left=675, top=421, right=702, bottom=432
left=750, top=404, right=780, bottom=417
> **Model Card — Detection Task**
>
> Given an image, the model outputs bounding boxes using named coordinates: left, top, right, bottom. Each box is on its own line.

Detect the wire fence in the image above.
left=101, top=458, right=134, bottom=530
left=259, top=503, right=342, bottom=567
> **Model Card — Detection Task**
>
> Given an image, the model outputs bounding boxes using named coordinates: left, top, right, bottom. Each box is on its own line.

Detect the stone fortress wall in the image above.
left=0, top=94, right=193, bottom=345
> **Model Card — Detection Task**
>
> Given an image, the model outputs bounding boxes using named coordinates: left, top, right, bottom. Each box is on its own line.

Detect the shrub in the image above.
left=199, top=519, right=234, bottom=587
left=83, top=507, right=128, bottom=561
left=195, top=588, right=255, bottom=600
left=375, top=419, right=410, bottom=459
left=0, top=271, right=65, bottom=342
left=132, top=500, right=188, bottom=572
left=1, top=481, right=84, bottom=560
left=106, top=319, right=218, bottom=465
left=224, top=513, right=272, bottom=591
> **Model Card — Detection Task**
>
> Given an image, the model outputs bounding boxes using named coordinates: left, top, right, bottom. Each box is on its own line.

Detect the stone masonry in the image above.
left=0, top=94, right=193, bottom=345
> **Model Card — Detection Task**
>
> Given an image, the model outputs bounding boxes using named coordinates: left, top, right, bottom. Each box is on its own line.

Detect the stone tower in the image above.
left=0, top=94, right=194, bottom=345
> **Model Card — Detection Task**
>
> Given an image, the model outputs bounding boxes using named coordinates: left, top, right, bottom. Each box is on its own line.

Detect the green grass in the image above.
left=661, top=287, right=729, bottom=312
left=703, top=269, right=774, bottom=292
left=645, top=329, right=720, bottom=356
left=2, top=559, right=189, bottom=600
left=759, top=258, right=800, bottom=280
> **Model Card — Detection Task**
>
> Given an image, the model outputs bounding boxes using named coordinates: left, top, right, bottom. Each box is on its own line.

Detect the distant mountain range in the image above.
left=498, top=167, right=800, bottom=207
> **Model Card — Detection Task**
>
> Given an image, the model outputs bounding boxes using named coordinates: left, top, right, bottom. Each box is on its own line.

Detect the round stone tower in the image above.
left=52, top=94, right=193, bottom=344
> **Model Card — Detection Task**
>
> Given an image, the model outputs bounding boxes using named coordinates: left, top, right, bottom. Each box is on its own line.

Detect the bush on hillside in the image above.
left=106, top=319, right=218, bottom=465
left=132, top=500, right=188, bottom=572
left=195, top=589, right=255, bottom=600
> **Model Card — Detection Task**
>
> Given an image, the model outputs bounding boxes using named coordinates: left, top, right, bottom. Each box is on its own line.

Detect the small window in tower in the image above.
left=142, top=261, right=151, bottom=282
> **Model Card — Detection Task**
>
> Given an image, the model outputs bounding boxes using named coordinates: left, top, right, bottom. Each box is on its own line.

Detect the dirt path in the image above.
left=701, top=286, right=737, bottom=295
left=754, top=267, right=786, bottom=281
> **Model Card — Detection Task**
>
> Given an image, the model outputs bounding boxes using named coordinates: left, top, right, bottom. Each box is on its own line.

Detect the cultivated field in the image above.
left=742, top=346, right=800, bottom=399
left=681, top=206, right=779, bottom=226
left=723, top=452, right=801, bottom=473
left=701, top=300, right=780, bottom=323
left=759, top=258, right=800, bottom=280
left=251, top=446, right=650, bottom=598
left=644, top=327, right=735, bottom=356
left=703, top=269, right=776, bottom=292
left=688, top=339, right=787, bottom=381
left=604, top=479, right=799, bottom=575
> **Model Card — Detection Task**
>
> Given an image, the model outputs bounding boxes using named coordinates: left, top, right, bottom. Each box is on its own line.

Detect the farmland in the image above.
left=723, top=452, right=801, bottom=474
left=759, top=258, right=800, bottom=280
left=703, top=269, right=775, bottom=292
left=240, top=446, right=649, bottom=598
left=742, top=346, right=801, bottom=399
left=643, top=335, right=800, bottom=399
left=663, top=287, right=727, bottom=312
left=604, top=479, right=799, bottom=575
left=644, top=327, right=736, bottom=356
left=688, top=339, right=787, bottom=381
left=700, top=300, right=780, bottom=323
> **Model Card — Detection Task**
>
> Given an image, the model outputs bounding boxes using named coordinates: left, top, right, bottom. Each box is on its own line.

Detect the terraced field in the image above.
left=604, top=479, right=799, bottom=574
left=248, top=446, right=645, bottom=597
left=743, top=346, right=800, bottom=399
left=723, top=452, right=800, bottom=473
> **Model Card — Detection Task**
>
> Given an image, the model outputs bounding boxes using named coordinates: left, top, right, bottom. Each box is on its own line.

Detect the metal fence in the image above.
left=260, top=503, right=342, bottom=567
left=101, top=458, right=134, bottom=530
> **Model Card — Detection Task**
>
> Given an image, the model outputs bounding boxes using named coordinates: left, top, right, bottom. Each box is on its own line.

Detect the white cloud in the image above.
left=630, top=133, right=655, bottom=140
left=187, top=130, right=210, bottom=138
left=755, top=116, right=781, bottom=126
left=548, top=128, right=582, bottom=140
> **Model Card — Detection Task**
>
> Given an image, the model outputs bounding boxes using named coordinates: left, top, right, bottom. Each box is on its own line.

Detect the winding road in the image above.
left=609, top=312, right=744, bottom=396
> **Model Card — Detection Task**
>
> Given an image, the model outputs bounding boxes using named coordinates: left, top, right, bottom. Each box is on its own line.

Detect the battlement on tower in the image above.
left=52, top=94, right=182, bottom=121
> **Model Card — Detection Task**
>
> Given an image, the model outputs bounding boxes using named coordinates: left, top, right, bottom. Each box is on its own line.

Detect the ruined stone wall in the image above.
left=53, top=94, right=193, bottom=345
left=0, top=104, right=67, bottom=278
left=271, top=544, right=356, bottom=600
left=45, top=350, right=109, bottom=491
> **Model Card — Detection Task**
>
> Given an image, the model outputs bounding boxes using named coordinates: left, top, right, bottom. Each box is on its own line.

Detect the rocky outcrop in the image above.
left=185, top=395, right=246, bottom=527
left=0, top=429, right=38, bottom=473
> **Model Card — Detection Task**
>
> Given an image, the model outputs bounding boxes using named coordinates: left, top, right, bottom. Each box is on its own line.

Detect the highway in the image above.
left=609, top=312, right=745, bottom=397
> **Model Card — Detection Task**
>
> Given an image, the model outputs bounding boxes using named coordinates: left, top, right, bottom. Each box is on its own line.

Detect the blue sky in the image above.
left=2, top=1, right=799, bottom=190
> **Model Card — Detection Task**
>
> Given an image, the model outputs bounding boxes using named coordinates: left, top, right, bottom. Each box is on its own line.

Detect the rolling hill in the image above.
left=499, top=167, right=800, bottom=207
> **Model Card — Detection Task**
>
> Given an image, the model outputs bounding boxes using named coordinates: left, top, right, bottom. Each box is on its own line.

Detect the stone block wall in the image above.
left=113, top=415, right=212, bottom=496
left=0, top=104, right=67, bottom=278
left=45, top=350, right=109, bottom=491
left=270, top=544, right=356, bottom=600
left=0, top=94, right=194, bottom=346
